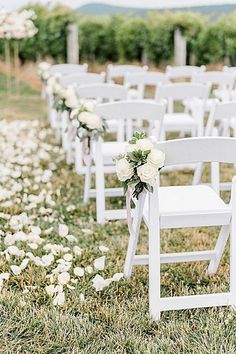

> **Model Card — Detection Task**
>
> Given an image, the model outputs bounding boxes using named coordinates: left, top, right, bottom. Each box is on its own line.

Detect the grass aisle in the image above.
left=0, top=78, right=236, bottom=354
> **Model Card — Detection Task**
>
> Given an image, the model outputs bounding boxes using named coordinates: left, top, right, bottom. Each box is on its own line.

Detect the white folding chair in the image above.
left=85, top=100, right=167, bottom=224
left=124, top=71, right=169, bottom=99
left=193, top=101, right=236, bottom=190
left=56, top=73, right=106, bottom=157
left=124, top=136, right=236, bottom=321
left=107, top=64, right=148, bottom=83
left=49, top=63, right=88, bottom=75
left=75, top=83, right=129, bottom=174
left=59, top=72, right=106, bottom=88
left=156, top=83, right=211, bottom=138
left=166, top=65, right=206, bottom=80
left=192, top=72, right=236, bottom=110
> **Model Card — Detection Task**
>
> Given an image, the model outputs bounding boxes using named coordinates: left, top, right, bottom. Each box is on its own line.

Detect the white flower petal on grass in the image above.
left=91, top=274, right=112, bottom=291
left=99, top=245, right=109, bottom=253
left=6, top=245, right=25, bottom=257
left=94, top=256, right=105, bottom=271
left=44, top=227, right=54, bottom=235
left=0, top=272, right=10, bottom=281
left=63, top=253, right=73, bottom=262
left=80, top=293, right=85, bottom=302
left=81, top=228, right=93, bottom=235
left=28, top=243, right=38, bottom=250
left=20, top=258, right=29, bottom=270
left=41, top=254, right=54, bottom=267
left=73, top=246, right=83, bottom=257
left=74, top=267, right=84, bottom=277
left=112, top=273, right=124, bottom=281
left=45, top=284, right=55, bottom=296
left=53, top=291, right=65, bottom=306
left=58, top=272, right=70, bottom=285
left=58, top=224, right=68, bottom=237
left=85, top=266, right=93, bottom=274
left=65, top=235, right=77, bottom=243
left=10, top=265, right=21, bottom=276
left=66, top=284, right=75, bottom=290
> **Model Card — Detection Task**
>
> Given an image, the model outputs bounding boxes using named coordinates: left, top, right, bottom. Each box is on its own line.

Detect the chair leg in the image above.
left=148, top=186, right=161, bottom=321
left=208, top=225, right=230, bottom=275
left=230, top=177, right=236, bottom=308
left=83, top=156, right=92, bottom=204
left=95, top=158, right=106, bottom=224
left=124, top=193, right=146, bottom=278
left=75, top=138, right=83, bottom=175
left=192, top=162, right=203, bottom=185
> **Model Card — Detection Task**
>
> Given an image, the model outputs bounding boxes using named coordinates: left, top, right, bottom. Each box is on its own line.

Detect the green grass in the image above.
left=0, top=77, right=236, bottom=354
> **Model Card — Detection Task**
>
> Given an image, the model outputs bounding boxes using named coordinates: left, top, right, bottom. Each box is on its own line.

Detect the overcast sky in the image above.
left=1, top=0, right=236, bottom=11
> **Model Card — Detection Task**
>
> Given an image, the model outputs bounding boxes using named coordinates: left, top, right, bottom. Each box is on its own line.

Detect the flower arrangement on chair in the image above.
left=115, top=131, right=165, bottom=199
left=38, top=62, right=51, bottom=84
left=70, top=102, right=107, bottom=152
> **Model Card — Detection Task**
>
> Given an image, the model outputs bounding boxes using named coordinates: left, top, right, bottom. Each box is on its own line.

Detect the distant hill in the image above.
left=78, top=3, right=236, bottom=17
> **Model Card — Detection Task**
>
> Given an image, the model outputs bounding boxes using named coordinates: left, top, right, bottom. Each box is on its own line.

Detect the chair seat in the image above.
left=163, top=113, right=197, bottom=131
left=143, top=185, right=231, bottom=228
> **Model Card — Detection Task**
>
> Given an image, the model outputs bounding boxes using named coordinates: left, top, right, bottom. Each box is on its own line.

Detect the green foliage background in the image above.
left=2, top=3, right=236, bottom=66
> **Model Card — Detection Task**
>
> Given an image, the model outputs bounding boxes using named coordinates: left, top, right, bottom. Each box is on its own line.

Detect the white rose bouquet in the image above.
left=38, top=62, right=51, bottom=83
left=115, top=131, right=165, bottom=199
left=53, top=84, right=79, bottom=113
left=70, top=101, right=107, bottom=148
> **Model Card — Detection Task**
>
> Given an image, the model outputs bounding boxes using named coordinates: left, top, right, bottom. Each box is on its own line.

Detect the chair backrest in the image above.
left=107, top=64, right=148, bottom=81
left=59, top=73, right=106, bottom=88
left=124, top=72, right=169, bottom=99
left=156, top=137, right=236, bottom=165
left=77, top=83, right=128, bottom=102
left=205, top=100, right=236, bottom=136
left=96, top=100, right=166, bottom=141
left=223, top=66, right=236, bottom=74
left=192, top=72, right=235, bottom=90
left=49, top=63, right=88, bottom=75
left=156, top=82, right=211, bottom=102
left=166, top=65, right=206, bottom=79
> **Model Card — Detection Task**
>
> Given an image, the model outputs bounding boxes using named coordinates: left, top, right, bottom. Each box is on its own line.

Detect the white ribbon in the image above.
left=126, top=189, right=134, bottom=236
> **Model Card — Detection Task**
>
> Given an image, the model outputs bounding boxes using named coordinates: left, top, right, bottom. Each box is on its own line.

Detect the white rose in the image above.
left=53, top=83, right=64, bottom=95
left=39, top=62, right=51, bottom=72
left=47, top=76, right=57, bottom=88
left=136, top=138, right=153, bottom=151
left=78, top=111, right=89, bottom=125
left=137, top=163, right=158, bottom=184
left=126, top=143, right=138, bottom=153
left=83, top=100, right=95, bottom=112
left=58, top=271, right=70, bottom=285
left=42, top=71, right=50, bottom=80
left=64, top=86, right=76, bottom=100
left=78, top=112, right=102, bottom=130
left=116, top=158, right=133, bottom=182
left=86, top=113, right=102, bottom=130
left=147, top=149, right=165, bottom=168
left=65, top=96, right=79, bottom=109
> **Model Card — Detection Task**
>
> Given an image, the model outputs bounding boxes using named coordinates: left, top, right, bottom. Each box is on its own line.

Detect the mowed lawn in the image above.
left=0, top=73, right=236, bottom=354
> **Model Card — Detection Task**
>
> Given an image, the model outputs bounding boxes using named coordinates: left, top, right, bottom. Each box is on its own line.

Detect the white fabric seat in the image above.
left=143, top=185, right=231, bottom=228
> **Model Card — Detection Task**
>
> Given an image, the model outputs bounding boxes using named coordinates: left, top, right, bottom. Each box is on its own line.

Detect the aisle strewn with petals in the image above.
left=0, top=119, right=123, bottom=306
